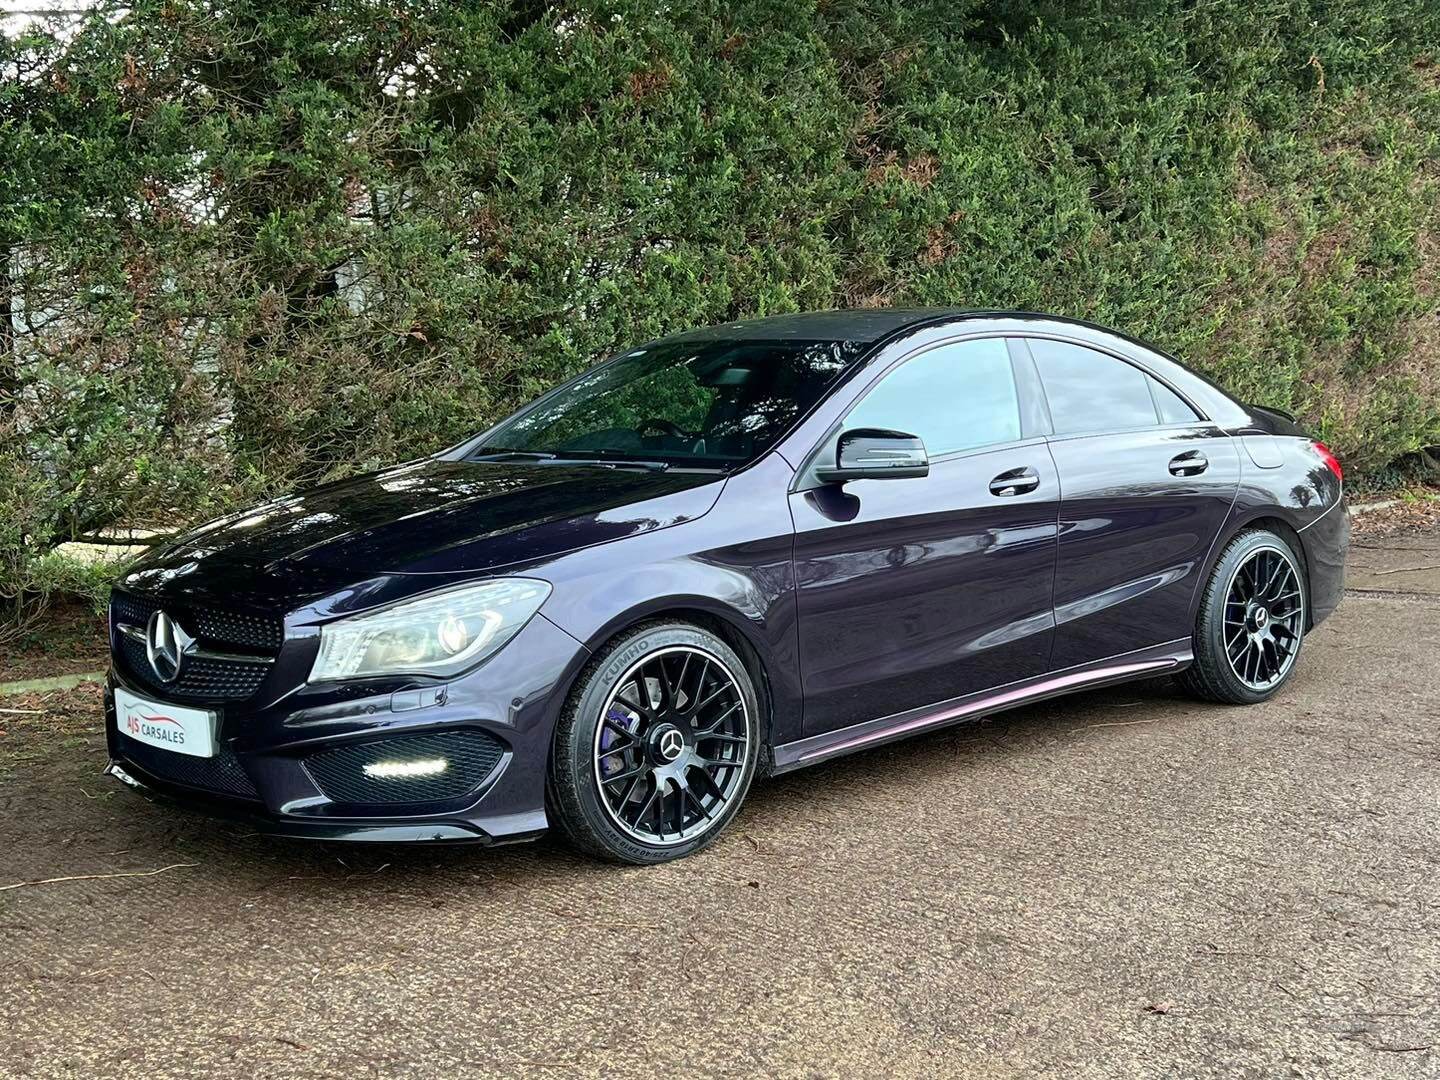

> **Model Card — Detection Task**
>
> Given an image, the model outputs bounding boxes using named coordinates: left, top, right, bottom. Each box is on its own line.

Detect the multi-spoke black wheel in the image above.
left=1182, top=529, right=1308, bottom=704
left=549, top=621, right=760, bottom=863
left=1222, top=544, right=1304, bottom=690
left=594, top=646, right=750, bottom=845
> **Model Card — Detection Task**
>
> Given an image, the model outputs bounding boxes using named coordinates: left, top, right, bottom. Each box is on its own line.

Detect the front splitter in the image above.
left=105, top=761, right=519, bottom=844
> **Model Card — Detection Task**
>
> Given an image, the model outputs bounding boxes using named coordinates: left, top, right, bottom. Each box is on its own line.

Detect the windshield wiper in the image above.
left=472, top=448, right=672, bottom=472
left=566, top=458, right=671, bottom=472
left=471, top=448, right=558, bottom=462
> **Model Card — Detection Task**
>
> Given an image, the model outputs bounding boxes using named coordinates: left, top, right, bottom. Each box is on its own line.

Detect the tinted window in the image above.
left=1151, top=378, right=1201, bottom=424
left=845, top=338, right=1021, bottom=456
left=1029, top=339, right=1157, bottom=435
left=478, top=338, right=864, bottom=468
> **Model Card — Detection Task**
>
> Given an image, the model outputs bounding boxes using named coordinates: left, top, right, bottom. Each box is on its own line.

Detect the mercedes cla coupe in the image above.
left=105, top=310, right=1348, bottom=863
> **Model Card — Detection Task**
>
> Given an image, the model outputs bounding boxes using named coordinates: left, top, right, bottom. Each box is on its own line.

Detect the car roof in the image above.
left=655, top=308, right=1251, bottom=426
left=660, top=307, right=1170, bottom=353
left=661, top=308, right=962, bottom=345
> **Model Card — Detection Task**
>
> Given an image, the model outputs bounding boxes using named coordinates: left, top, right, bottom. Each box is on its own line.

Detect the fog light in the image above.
left=362, top=758, right=449, bottom=779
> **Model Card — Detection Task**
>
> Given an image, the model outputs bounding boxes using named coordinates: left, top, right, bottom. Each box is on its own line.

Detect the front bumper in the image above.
left=104, top=760, right=504, bottom=842
left=104, top=612, right=590, bottom=843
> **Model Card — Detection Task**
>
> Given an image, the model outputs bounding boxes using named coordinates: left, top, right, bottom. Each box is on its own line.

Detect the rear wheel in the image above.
left=1181, top=529, right=1307, bottom=704
left=549, top=621, right=760, bottom=864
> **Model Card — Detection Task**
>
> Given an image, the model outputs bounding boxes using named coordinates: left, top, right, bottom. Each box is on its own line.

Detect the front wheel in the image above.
left=549, top=621, right=760, bottom=864
left=1180, top=529, right=1308, bottom=704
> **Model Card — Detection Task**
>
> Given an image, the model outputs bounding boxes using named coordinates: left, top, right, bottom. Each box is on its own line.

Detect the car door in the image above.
left=1022, top=336, right=1242, bottom=670
left=789, top=336, right=1061, bottom=737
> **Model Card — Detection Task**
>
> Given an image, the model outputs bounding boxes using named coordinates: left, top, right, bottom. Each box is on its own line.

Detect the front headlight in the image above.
left=309, top=578, right=551, bottom=682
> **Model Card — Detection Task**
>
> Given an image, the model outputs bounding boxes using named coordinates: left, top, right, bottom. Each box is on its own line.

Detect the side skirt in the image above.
left=769, top=639, right=1193, bottom=774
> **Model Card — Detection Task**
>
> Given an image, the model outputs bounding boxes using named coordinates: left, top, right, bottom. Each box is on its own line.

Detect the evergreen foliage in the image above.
left=2, top=1, right=1437, bottom=621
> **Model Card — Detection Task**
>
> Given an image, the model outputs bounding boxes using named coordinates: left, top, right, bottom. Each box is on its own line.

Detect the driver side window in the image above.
left=844, top=338, right=1022, bottom=457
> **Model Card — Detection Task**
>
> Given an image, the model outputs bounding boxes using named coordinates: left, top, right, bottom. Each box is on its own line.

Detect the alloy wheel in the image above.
left=1223, top=544, right=1305, bottom=691
left=592, top=645, right=751, bottom=846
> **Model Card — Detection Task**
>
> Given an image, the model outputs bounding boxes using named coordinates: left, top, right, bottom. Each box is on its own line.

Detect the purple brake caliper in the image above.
left=598, top=705, right=638, bottom=779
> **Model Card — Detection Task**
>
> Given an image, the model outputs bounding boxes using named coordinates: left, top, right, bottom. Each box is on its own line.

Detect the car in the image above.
left=103, top=309, right=1349, bottom=863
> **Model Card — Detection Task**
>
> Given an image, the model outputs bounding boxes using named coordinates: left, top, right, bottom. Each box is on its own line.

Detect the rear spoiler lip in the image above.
left=1252, top=403, right=1296, bottom=422
left=1243, top=402, right=1306, bottom=437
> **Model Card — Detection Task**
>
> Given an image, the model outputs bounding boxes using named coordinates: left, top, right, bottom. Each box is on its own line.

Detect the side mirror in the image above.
left=814, top=428, right=929, bottom=485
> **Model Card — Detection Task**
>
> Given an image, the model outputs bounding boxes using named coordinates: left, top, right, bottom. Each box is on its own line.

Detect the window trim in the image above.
left=1007, top=337, right=1054, bottom=438
left=1017, top=333, right=1215, bottom=442
left=791, top=332, right=1044, bottom=491
left=1145, top=370, right=1203, bottom=427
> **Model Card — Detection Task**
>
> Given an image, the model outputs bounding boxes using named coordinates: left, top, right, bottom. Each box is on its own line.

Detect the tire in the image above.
left=1180, top=528, right=1308, bottom=705
left=548, top=620, right=761, bottom=864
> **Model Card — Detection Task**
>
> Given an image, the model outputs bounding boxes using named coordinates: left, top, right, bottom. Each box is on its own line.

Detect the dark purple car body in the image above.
left=104, top=310, right=1348, bottom=849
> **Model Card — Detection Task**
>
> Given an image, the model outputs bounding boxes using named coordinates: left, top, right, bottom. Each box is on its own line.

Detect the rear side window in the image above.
left=845, top=338, right=1021, bottom=456
left=1150, top=378, right=1201, bottom=424
left=1029, top=339, right=1180, bottom=435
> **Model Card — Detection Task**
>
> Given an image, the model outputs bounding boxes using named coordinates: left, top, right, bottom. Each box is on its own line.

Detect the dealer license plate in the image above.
left=114, top=687, right=216, bottom=758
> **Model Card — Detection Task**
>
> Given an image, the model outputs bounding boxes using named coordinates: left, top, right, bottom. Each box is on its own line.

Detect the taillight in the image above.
left=1312, top=440, right=1343, bottom=483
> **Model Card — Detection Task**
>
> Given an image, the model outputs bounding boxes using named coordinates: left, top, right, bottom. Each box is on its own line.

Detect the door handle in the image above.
left=989, top=467, right=1040, bottom=497
left=1168, top=450, right=1209, bottom=477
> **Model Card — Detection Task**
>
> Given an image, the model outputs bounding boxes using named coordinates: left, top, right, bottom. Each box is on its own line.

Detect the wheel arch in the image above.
left=1202, top=512, right=1314, bottom=628
left=553, top=598, right=782, bottom=771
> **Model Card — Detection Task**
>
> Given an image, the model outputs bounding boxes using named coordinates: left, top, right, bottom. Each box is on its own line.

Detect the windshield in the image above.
left=474, top=338, right=864, bottom=468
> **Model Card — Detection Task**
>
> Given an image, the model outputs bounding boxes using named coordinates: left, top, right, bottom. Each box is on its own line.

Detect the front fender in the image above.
left=531, top=456, right=803, bottom=746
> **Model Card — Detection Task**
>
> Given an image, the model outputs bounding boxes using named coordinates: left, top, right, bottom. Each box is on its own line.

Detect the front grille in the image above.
left=304, top=730, right=505, bottom=806
left=110, top=590, right=281, bottom=703
left=117, top=732, right=260, bottom=801
left=192, top=608, right=284, bottom=651
left=117, top=634, right=272, bottom=702
left=111, top=592, right=283, bottom=650
left=111, top=591, right=160, bottom=635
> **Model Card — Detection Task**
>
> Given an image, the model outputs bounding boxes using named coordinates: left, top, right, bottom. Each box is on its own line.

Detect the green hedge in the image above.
left=3, top=0, right=1438, bottom=622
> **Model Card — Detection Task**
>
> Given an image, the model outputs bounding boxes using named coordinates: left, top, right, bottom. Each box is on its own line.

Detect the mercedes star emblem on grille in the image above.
left=145, top=610, right=190, bottom=683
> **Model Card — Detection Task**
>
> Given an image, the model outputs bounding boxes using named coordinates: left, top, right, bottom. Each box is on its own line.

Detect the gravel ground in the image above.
left=2, top=530, right=1439, bottom=1079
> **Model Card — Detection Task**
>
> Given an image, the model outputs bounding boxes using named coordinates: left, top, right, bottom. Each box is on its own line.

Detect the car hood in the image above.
left=124, top=459, right=725, bottom=599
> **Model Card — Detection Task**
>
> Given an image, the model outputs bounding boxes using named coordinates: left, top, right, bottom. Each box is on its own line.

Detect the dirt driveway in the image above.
left=3, top=528, right=1439, bottom=1079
